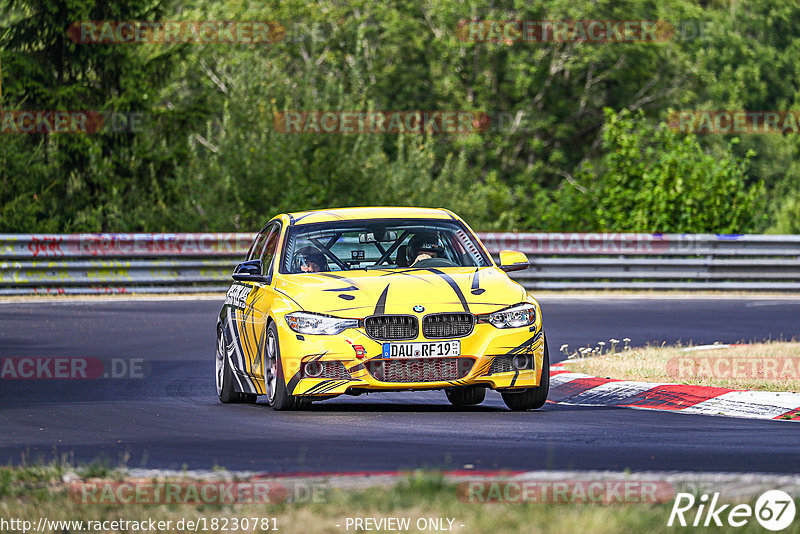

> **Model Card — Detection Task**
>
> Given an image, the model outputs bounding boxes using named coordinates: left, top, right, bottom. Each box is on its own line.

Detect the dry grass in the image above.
left=3, top=466, right=798, bottom=534
left=564, top=342, right=800, bottom=392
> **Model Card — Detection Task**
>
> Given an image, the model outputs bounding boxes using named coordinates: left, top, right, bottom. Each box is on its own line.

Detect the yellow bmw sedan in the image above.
left=215, top=207, right=549, bottom=411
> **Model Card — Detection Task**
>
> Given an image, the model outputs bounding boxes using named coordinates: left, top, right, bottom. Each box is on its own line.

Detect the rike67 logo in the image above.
left=668, top=490, right=796, bottom=531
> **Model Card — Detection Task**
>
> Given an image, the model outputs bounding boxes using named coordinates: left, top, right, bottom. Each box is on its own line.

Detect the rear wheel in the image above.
left=445, top=385, right=486, bottom=406
left=267, top=322, right=310, bottom=411
left=217, top=327, right=240, bottom=403
left=501, top=334, right=550, bottom=411
left=216, top=327, right=258, bottom=404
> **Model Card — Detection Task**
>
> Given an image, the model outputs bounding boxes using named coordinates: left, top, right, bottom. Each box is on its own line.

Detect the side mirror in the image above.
left=232, top=260, right=270, bottom=283
left=498, top=250, right=530, bottom=272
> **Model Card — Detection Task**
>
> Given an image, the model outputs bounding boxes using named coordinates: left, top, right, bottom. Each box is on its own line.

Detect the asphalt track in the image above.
left=1, top=297, right=799, bottom=474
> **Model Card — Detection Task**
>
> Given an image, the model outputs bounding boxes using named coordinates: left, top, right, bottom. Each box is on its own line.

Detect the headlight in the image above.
left=285, top=312, right=359, bottom=335
left=480, top=303, right=537, bottom=329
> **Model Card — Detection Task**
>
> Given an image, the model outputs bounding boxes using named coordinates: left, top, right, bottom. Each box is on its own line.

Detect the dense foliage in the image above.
left=0, top=0, right=796, bottom=233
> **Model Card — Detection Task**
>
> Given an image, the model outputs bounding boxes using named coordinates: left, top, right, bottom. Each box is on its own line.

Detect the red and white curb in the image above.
left=548, top=364, right=800, bottom=421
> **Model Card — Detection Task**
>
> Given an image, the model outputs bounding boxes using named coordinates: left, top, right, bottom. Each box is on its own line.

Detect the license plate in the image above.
left=382, top=340, right=460, bottom=358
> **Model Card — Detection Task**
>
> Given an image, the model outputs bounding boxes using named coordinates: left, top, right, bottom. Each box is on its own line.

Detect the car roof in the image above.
left=285, top=206, right=455, bottom=225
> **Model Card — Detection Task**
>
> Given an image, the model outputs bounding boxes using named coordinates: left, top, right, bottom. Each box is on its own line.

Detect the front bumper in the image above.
left=276, top=317, right=545, bottom=397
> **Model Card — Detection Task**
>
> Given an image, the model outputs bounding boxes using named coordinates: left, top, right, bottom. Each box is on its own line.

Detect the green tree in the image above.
left=0, top=0, right=186, bottom=231
left=679, top=1, right=800, bottom=231
left=2, top=0, right=797, bottom=234
left=573, top=109, right=763, bottom=233
left=767, top=193, right=800, bottom=234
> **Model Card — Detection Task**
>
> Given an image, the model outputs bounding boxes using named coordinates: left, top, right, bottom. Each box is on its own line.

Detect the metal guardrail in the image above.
left=1, top=233, right=799, bottom=294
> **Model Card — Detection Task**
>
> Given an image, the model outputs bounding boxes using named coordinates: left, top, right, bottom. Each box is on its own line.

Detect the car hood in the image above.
left=273, top=266, right=527, bottom=318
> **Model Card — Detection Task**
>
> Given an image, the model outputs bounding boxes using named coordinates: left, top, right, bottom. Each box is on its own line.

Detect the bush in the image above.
left=573, top=109, right=764, bottom=233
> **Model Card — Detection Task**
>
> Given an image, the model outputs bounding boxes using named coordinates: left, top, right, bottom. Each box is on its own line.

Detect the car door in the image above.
left=224, top=221, right=281, bottom=394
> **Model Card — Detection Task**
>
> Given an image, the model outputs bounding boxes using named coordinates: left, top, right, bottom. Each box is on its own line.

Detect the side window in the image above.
left=259, top=224, right=281, bottom=275
left=247, top=227, right=270, bottom=261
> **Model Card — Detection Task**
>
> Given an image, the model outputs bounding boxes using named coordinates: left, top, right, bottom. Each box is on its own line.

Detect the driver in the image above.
left=407, top=232, right=445, bottom=267
left=294, top=246, right=327, bottom=273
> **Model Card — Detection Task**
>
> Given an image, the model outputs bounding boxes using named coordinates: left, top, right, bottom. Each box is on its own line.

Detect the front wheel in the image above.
left=501, top=334, right=550, bottom=411
left=267, top=322, right=309, bottom=411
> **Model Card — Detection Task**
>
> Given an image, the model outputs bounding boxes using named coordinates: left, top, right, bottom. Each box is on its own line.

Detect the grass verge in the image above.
left=1, top=464, right=799, bottom=534
left=563, top=341, right=800, bottom=392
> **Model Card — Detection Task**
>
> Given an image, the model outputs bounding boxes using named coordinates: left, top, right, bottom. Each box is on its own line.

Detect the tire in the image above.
left=501, top=333, right=550, bottom=411
left=445, top=385, right=486, bottom=406
left=216, top=327, right=240, bottom=403
left=267, top=322, right=310, bottom=411
left=216, top=326, right=258, bottom=404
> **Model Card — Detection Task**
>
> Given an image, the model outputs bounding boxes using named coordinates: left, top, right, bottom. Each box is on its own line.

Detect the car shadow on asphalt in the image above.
left=305, top=403, right=506, bottom=412
left=248, top=398, right=535, bottom=413
left=242, top=399, right=649, bottom=415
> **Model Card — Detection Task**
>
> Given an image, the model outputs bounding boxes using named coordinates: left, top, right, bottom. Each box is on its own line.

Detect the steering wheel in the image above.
left=411, top=257, right=457, bottom=268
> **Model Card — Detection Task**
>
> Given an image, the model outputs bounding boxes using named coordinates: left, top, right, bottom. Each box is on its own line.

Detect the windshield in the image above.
left=281, top=219, right=490, bottom=273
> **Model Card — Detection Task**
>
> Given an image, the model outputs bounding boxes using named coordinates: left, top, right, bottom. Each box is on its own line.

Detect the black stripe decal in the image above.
left=471, top=270, right=485, bottom=295
left=292, top=211, right=323, bottom=223
left=303, top=379, right=348, bottom=396
left=274, top=288, right=305, bottom=310
left=323, top=285, right=359, bottom=291
left=326, top=306, right=371, bottom=313
left=317, top=380, right=349, bottom=394
left=318, top=272, right=362, bottom=289
left=303, top=380, right=335, bottom=395
left=424, top=268, right=470, bottom=313
left=228, top=312, right=258, bottom=394
left=502, top=331, right=543, bottom=356
left=293, top=210, right=347, bottom=223
left=374, top=284, right=390, bottom=315
left=379, top=269, right=436, bottom=284
left=286, top=371, right=302, bottom=394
